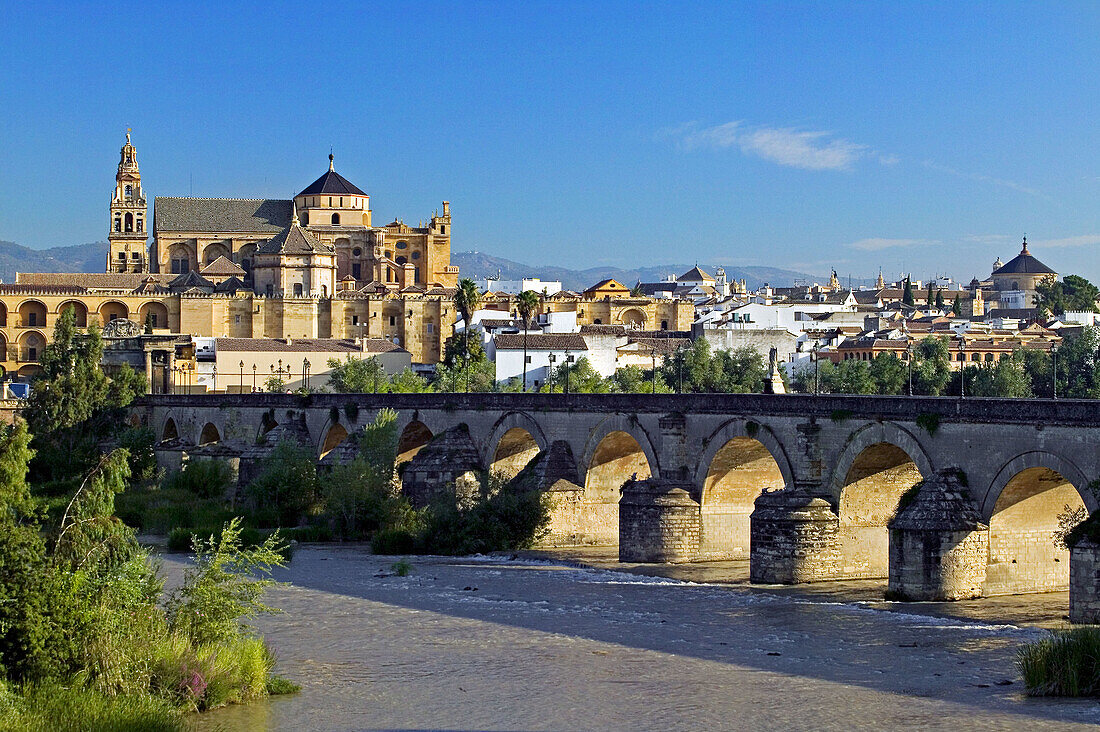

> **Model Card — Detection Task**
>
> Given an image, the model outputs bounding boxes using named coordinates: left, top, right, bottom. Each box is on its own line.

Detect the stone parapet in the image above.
left=750, top=489, right=839, bottom=583
left=619, top=478, right=701, bottom=563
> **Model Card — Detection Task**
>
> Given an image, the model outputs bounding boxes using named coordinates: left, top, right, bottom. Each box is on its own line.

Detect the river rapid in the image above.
left=178, top=546, right=1100, bottom=731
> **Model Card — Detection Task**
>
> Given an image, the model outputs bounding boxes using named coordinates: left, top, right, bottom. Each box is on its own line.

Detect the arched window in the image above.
left=386, top=269, right=392, bottom=283
left=1012, top=281, right=1019, bottom=290
left=124, top=213, right=133, bottom=232
left=413, top=269, right=420, bottom=283
left=293, top=283, right=303, bottom=297
left=114, top=217, right=121, bottom=232
left=331, top=213, right=340, bottom=225
left=396, top=241, right=408, bottom=249
left=352, top=247, right=362, bottom=257
left=136, top=217, right=143, bottom=232
left=441, top=225, right=446, bottom=235
left=396, top=256, right=407, bottom=265
left=125, top=184, right=133, bottom=199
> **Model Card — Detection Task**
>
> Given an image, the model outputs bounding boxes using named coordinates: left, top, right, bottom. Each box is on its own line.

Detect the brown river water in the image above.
left=174, top=545, right=1100, bottom=731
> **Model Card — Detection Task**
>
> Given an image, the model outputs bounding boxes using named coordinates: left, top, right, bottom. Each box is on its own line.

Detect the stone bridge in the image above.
left=135, top=392, right=1100, bottom=615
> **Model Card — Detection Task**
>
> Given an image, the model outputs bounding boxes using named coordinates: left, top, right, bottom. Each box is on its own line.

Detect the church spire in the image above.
left=1021, top=235, right=1030, bottom=256
left=329, top=152, right=334, bottom=172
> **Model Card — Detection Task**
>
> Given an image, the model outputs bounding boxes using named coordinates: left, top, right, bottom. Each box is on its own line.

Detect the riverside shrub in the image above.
left=1019, top=626, right=1100, bottom=696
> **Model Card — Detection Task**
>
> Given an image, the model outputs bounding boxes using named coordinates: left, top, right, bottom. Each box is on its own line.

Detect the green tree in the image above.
left=657, top=338, right=766, bottom=393
left=1051, top=325, right=1100, bottom=398
left=326, top=355, right=388, bottom=393
left=967, top=354, right=1034, bottom=397
left=435, top=330, right=496, bottom=392
left=453, top=278, right=482, bottom=392
left=902, top=276, right=915, bottom=306
left=1034, top=274, right=1100, bottom=317
left=541, top=357, right=609, bottom=393
left=926, top=281, right=934, bottom=308
left=609, top=365, right=672, bottom=394
left=1020, top=347, right=1053, bottom=398
left=23, top=307, right=146, bottom=482
left=952, top=294, right=962, bottom=316
left=912, top=336, right=952, bottom=395
left=247, top=441, right=319, bottom=527
left=388, top=367, right=431, bottom=393
left=869, top=353, right=907, bottom=394
left=52, top=449, right=137, bottom=574
left=515, top=290, right=541, bottom=391
left=935, top=289, right=946, bottom=310
left=823, top=359, right=875, bottom=394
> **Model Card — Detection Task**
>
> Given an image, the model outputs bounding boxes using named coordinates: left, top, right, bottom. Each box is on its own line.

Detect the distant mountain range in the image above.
left=0, top=240, right=869, bottom=292
left=452, top=251, right=866, bottom=292
left=0, top=241, right=106, bottom=282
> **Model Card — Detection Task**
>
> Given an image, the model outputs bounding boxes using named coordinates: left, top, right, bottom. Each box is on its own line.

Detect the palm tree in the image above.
left=516, top=289, right=541, bottom=392
left=454, top=278, right=481, bottom=392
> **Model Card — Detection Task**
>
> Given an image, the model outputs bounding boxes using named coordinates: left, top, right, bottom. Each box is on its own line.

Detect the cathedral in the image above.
left=109, top=133, right=458, bottom=293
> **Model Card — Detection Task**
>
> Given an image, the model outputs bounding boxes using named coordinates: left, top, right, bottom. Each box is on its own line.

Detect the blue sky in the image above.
left=2, top=2, right=1100, bottom=282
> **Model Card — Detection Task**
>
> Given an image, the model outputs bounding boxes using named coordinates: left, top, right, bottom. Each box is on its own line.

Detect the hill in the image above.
left=451, top=251, right=858, bottom=292
left=0, top=241, right=105, bottom=282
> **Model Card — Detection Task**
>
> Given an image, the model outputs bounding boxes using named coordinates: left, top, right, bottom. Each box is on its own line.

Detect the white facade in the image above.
left=493, top=346, right=584, bottom=386
left=483, top=278, right=563, bottom=296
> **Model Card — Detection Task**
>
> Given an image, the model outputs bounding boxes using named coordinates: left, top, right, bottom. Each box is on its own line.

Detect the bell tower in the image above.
left=107, top=129, right=148, bottom=273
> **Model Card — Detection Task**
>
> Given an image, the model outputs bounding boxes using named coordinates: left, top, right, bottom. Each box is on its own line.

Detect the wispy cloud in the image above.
left=922, top=161, right=1049, bottom=200
left=964, top=234, right=1015, bottom=245
left=668, top=121, right=876, bottom=172
left=847, top=237, right=939, bottom=252
left=1032, top=235, right=1100, bottom=248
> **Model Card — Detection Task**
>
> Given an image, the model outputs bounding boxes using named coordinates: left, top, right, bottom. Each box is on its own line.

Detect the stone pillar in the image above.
left=1070, top=535, right=1100, bottom=623
left=657, top=412, right=687, bottom=480
left=887, top=469, right=988, bottom=601
left=750, top=488, right=839, bottom=583
left=619, top=478, right=701, bottom=563
left=144, top=349, right=154, bottom=392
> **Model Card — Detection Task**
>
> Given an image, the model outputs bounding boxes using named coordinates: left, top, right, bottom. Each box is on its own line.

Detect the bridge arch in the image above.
left=982, top=451, right=1093, bottom=596
left=484, top=411, right=549, bottom=480
left=319, top=422, right=349, bottom=459
left=694, top=420, right=792, bottom=559
left=830, top=422, right=932, bottom=579
left=580, top=414, right=660, bottom=483
left=198, top=422, right=221, bottom=446
left=396, top=418, right=434, bottom=467
left=161, top=417, right=179, bottom=442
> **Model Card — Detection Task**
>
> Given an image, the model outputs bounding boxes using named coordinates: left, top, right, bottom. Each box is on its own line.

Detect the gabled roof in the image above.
left=296, top=162, right=366, bottom=197
left=494, top=333, right=588, bottom=350
left=257, top=222, right=334, bottom=255
left=169, top=270, right=215, bottom=290
left=584, top=278, right=629, bottom=293
left=132, top=276, right=170, bottom=295
left=678, top=266, right=715, bottom=283
left=154, top=198, right=292, bottom=233
left=214, top=276, right=250, bottom=294
left=200, top=255, right=246, bottom=276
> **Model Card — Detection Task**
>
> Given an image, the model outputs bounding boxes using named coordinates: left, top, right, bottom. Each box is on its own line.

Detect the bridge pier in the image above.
left=749, top=488, right=840, bottom=583
left=1070, top=536, right=1100, bottom=623
left=887, top=470, right=988, bottom=601
left=619, top=477, right=701, bottom=563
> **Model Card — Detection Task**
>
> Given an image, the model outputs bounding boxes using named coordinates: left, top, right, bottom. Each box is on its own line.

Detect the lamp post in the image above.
left=906, top=342, right=913, bottom=396
left=1052, top=344, right=1058, bottom=400
left=252, top=363, right=257, bottom=392
left=303, top=357, right=311, bottom=391
left=548, top=353, right=557, bottom=392
left=563, top=349, right=571, bottom=395
left=676, top=343, right=686, bottom=394
left=809, top=343, right=818, bottom=394
left=239, top=360, right=245, bottom=392
left=650, top=343, right=657, bottom=394
left=212, top=363, right=217, bottom=392
left=959, top=336, right=966, bottom=398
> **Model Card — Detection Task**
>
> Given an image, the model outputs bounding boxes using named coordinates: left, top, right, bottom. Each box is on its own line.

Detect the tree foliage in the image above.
left=22, top=307, right=146, bottom=481
left=657, top=338, right=766, bottom=394
left=1034, top=274, right=1100, bottom=317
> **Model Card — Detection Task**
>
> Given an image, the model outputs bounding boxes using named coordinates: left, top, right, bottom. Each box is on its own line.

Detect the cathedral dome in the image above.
left=296, top=154, right=366, bottom=197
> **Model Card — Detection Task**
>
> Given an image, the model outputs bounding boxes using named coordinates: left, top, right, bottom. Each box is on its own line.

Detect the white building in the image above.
left=482, top=277, right=563, bottom=296
left=490, top=333, right=587, bottom=387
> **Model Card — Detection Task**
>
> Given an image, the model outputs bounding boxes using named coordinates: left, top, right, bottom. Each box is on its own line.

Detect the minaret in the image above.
left=107, top=129, right=148, bottom=273
left=875, top=268, right=885, bottom=289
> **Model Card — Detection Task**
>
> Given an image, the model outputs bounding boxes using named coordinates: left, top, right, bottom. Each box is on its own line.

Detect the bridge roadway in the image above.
left=136, top=392, right=1100, bottom=615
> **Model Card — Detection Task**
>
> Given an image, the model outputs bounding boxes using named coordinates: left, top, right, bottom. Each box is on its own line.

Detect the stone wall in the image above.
left=750, top=490, right=839, bottom=583
left=619, top=479, right=701, bottom=563
left=1070, top=538, right=1100, bottom=623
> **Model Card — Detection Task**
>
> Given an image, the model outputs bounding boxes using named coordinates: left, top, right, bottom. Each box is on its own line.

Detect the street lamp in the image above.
left=303, top=358, right=311, bottom=390
left=676, top=342, right=686, bottom=394
left=906, top=342, right=913, bottom=396
left=959, top=335, right=966, bottom=398
left=239, top=360, right=245, bottom=392
left=813, top=343, right=821, bottom=395
left=548, top=353, right=557, bottom=392
left=650, top=343, right=657, bottom=394
left=212, top=363, right=217, bottom=392
left=563, top=349, right=572, bottom=395
left=252, top=363, right=257, bottom=392
left=1052, top=343, right=1059, bottom=400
